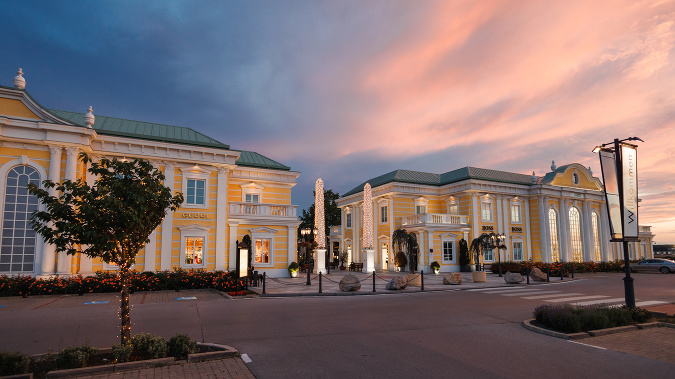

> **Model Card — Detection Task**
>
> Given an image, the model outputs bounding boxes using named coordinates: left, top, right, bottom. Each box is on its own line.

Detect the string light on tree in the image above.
left=363, top=183, right=373, bottom=250
left=315, top=178, right=325, bottom=248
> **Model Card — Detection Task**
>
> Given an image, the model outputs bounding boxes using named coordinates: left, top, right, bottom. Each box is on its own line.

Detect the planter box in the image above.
left=406, top=274, right=422, bottom=287
left=472, top=271, right=487, bottom=283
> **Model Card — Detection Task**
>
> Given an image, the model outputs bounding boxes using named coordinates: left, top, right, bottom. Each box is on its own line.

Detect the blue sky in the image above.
left=2, top=0, right=674, bottom=242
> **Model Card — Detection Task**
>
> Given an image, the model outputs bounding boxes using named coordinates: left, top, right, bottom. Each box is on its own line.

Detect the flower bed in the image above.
left=0, top=269, right=247, bottom=297
left=533, top=304, right=652, bottom=333
left=489, top=260, right=636, bottom=276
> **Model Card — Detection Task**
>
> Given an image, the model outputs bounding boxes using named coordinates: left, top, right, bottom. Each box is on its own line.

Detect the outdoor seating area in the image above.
left=348, top=262, right=363, bottom=272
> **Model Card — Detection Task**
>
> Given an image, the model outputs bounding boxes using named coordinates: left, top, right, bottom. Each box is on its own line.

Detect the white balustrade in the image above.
left=401, top=213, right=468, bottom=226
left=229, top=202, right=297, bottom=217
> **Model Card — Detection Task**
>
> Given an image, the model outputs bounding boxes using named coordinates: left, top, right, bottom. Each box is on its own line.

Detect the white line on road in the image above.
left=241, top=353, right=252, bottom=363
left=568, top=340, right=607, bottom=350
left=572, top=298, right=626, bottom=306
left=482, top=288, right=543, bottom=294
left=521, top=293, right=582, bottom=299
left=500, top=291, right=560, bottom=297
left=634, top=300, right=667, bottom=307
left=545, top=295, right=609, bottom=303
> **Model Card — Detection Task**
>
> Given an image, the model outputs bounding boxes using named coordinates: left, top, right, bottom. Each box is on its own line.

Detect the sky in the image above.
left=1, top=0, right=674, bottom=243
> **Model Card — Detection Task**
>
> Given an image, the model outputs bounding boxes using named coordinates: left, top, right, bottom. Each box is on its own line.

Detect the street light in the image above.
left=487, top=233, right=506, bottom=277
left=593, top=136, right=643, bottom=308
left=301, top=228, right=317, bottom=285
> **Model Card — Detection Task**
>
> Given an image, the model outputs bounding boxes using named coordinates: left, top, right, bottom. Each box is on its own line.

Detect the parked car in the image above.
left=630, top=259, right=675, bottom=274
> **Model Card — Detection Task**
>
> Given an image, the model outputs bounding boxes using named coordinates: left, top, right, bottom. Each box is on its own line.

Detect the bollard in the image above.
left=421, top=271, right=425, bottom=291
left=373, top=271, right=376, bottom=292
left=546, top=267, right=550, bottom=282
left=526, top=266, right=530, bottom=285
left=262, top=273, right=266, bottom=294
left=571, top=263, right=574, bottom=278
left=253, top=270, right=259, bottom=287
left=560, top=266, right=564, bottom=280
left=319, top=272, right=323, bottom=294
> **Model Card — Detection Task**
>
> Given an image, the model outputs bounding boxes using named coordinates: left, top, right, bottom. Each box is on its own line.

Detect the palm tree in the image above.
left=392, top=228, right=419, bottom=273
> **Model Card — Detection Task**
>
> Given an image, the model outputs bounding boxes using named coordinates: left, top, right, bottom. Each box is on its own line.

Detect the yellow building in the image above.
left=1, top=69, right=299, bottom=278
left=333, top=162, right=655, bottom=273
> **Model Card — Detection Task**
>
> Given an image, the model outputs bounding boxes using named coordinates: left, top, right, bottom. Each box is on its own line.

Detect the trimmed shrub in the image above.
left=534, top=304, right=634, bottom=333
left=626, top=306, right=652, bottom=323
left=112, top=344, right=133, bottom=363
left=0, top=351, right=30, bottom=376
left=168, top=334, right=197, bottom=360
left=130, top=333, right=168, bottom=360
left=56, top=345, right=99, bottom=369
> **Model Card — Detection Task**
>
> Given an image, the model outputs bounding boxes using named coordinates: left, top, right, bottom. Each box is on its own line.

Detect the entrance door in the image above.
left=381, top=243, right=389, bottom=270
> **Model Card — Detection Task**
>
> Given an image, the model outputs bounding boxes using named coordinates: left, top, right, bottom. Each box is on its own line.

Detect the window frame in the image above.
left=250, top=227, right=277, bottom=268
left=178, top=224, right=211, bottom=269
left=481, top=201, right=493, bottom=222
left=510, top=203, right=521, bottom=224
left=181, top=170, right=211, bottom=209
left=513, top=241, right=523, bottom=261
left=380, top=205, right=388, bottom=224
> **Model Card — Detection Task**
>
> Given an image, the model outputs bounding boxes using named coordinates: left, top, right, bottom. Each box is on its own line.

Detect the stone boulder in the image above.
left=504, top=271, right=524, bottom=284
left=339, top=274, right=361, bottom=292
left=530, top=267, right=547, bottom=282
left=443, top=272, right=463, bottom=285
left=385, top=276, right=408, bottom=290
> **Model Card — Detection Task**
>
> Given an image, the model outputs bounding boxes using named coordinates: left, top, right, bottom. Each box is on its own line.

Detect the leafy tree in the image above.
left=28, top=153, right=183, bottom=345
left=298, top=188, right=341, bottom=244
left=392, top=228, right=419, bottom=273
left=459, top=238, right=471, bottom=266
left=470, top=233, right=507, bottom=271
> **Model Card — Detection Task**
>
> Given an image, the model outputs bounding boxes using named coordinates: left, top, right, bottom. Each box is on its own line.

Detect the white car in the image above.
left=630, top=259, right=675, bottom=274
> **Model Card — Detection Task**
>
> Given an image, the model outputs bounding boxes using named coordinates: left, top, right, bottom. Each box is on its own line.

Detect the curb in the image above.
left=522, top=319, right=673, bottom=340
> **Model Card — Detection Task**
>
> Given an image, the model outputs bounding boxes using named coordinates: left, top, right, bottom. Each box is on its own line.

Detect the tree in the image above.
left=28, top=153, right=183, bottom=345
left=392, top=228, right=419, bottom=273
left=469, top=233, right=507, bottom=271
left=298, top=188, right=341, bottom=244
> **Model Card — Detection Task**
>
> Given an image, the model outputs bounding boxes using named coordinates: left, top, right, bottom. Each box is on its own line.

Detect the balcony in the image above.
left=229, top=202, right=298, bottom=220
left=329, top=226, right=342, bottom=237
left=401, top=213, right=468, bottom=228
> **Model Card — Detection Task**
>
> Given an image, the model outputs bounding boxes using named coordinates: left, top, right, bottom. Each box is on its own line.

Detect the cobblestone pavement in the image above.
left=69, top=357, right=255, bottom=379
left=579, top=327, right=675, bottom=365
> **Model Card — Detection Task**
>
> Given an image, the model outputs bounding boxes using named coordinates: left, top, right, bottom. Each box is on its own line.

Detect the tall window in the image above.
left=481, top=202, right=492, bottom=221
left=380, top=206, right=388, bottom=223
left=255, top=238, right=270, bottom=264
left=185, top=237, right=203, bottom=265
left=511, top=204, right=521, bottom=223
left=1, top=166, right=40, bottom=273
left=548, top=208, right=560, bottom=262
left=443, top=241, right=454, bottom=262
left=186, top=179, right=205, bottom=206
left=569, top=207, right=583, bottom=262
left=592, top=212, right=601, bottom=261
left=415, top=205, right=426, bottom=214
left=513, top=242, right=523, bottom=261
left=448, top=204, right=458, bottom=214
left=346, top=213, right=352, bottom=228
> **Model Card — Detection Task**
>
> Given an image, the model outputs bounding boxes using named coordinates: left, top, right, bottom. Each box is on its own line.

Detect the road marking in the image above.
left=634, top=300, right=668, bottom=307
left=545, top=295, right=609, bottom=303
left=466, top=288, right=506, bottom=292
left=569, top=340, right=607, bottom=350
left=482, top=288, right=541, bottom=294
left=0, top=305, right=6, bottom=308
left=572, top=298, right=626, bottom=306
left=522, top=293, right=582, bottom=299
left=500, top=291, right=560, bottom=297
left=241, top=353, right=252, bottom=363
left=83, top=301, right=109, bottom=305
left=175, top=296, right=197, bottom=301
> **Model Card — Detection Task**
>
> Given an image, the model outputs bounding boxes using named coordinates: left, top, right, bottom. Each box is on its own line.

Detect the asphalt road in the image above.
left=1, top=272, right=674, bottom=378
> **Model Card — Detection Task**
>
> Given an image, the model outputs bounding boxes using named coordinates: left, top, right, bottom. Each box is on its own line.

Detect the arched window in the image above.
left=1, top=165, right=41, bottom=273
left=548, top=208, right=560, bottom=262
left=569, top=207, right=583, bottom=262
left=592, top=212, right=601, bottom=261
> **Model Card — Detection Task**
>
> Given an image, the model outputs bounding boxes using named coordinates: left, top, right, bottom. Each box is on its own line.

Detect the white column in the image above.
left=340, top=207, right=345, bottom=265
left=215, top=168, right=229, bottom=271
left=600, top=203, right=610, bottom=261
left=559, top=198, right=570, bottom=262
left=524, top=198, right=532, bottom=261
left=496, top=196, right=503, bottom=263
left=538, top=196, right=550, bottom=262
left=471, top=193, right=479, bottom=240
left=228, top=221, right=239, bottom=270
left=78, top=154, right=99, bottom=276
left=56, top=147, right=79, bottom=275
left=315, top=249, right=328, bottom=274
left=160, top=163, right=175, bottom=271
left=288, top=225, right=296, bottom=265
left=388, top=197, right=395, bottom=272
left=427, top=230, right=433, bottom=271
left=582, top=201, right=592, bottom=261
left=40, top=145, right=63, bottom=276
left=503, top=197, right=510, bottom=261
left=364, top=249, right=374, bottom=273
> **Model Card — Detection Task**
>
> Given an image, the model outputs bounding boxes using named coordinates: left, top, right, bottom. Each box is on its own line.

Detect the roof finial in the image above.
left=531, top=171, right=537, bottom=184
left=13, top=68, right=25, bottom=89
left=84, top=106, right=95, bottom=128
left=588, top=166, right=593, bottom=175
left=550, top=160, right=556, bottom=171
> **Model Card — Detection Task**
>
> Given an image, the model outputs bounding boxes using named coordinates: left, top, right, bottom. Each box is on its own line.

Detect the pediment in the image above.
left=0, top=87, right=77, bottom=125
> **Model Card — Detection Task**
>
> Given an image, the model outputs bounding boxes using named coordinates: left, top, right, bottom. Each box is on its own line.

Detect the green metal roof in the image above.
left=232, top=150, right=291, bottom=171
left=539, top=164, right=571, bottom=184
left=343, top=166, right=536, bottom=197
left=48, top=109, right=230, bottom=150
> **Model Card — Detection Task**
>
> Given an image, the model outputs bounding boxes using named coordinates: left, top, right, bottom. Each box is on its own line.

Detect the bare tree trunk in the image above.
left=120, top=266, right=131, bottom=345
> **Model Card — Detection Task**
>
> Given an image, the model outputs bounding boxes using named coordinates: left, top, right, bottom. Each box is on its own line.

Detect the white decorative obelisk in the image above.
left=314, top=179, right=327, bottom=274
left=363, top=183, right=375, bottom=273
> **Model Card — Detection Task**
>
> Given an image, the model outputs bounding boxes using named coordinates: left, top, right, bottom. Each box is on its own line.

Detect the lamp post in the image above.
left=487, top=233, right=505, bottom=277
left=301, top=227, right=317, bottom=285
left=593, top=136, right=643, bottom=308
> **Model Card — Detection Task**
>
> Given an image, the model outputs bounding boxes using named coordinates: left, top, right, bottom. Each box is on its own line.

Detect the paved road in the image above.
left=1, top=272, right=673, bottom=378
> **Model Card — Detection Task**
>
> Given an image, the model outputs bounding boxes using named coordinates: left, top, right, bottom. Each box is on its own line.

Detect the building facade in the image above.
left=334, top=163, right=655, bottom=273
left=0, top=70, right=299, bottom=278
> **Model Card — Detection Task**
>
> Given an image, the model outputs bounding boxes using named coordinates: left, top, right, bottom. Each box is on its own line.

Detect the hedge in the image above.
left=489, top=260, right=636, bottom=276
left=0, top=269, right=246, bottom=297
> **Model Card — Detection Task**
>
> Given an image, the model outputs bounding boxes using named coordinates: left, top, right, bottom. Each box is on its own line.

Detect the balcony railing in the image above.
left=329, top=226, right=342, bottom=236
left=639, top=225, right=652, bottom=233
left=401, top=213, right=468, bottom=226
left=229, top=202, right=297, bottom=218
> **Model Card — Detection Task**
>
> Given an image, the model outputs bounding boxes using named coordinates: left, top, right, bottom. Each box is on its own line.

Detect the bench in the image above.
left=349, top=262, right=363, bottom=272
left=300, top=263, right=314, bottom=273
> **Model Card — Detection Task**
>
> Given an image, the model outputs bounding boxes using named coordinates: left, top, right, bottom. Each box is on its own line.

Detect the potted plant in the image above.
left=288, top=262, right=299, bottom=278
left=430, top=261, right=440, bottom=274
left=339, top=250, right=348, bottom=270
left=394, top=251, right=408, bottom=272
left=459, top=238, right=472, bottom=272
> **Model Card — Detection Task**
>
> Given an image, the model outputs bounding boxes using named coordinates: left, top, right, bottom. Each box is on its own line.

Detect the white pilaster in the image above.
left=78, top=154, right=99, bottom=277
left=471, top=193, right=479, bottom=240
left=160, top=162, right=175, bottom=271
left=418, top=230, right=425, bottom=271
left=315, top=249, right=328, bottom=274
left=40, top=145, right=63, bottom=276
left=559, top=198, right=570, bottom=262
left=364, top=249, right=374, bottom=273
left=215, top=167, right=229, bottom=270
left=388, top=197, right=395, bottom=272
left=427, top=230, right=433, bottom=271
left=503, top=197, right=510, bottom=261
left=228, top=221, right=239, bottom=270
left=582, top=201, right=592, bottom=261
left=57, top=147, right=79, bottom=275
left=524, top=198, right=532, bottom=261
left=288, top=225, right=296, bottom=265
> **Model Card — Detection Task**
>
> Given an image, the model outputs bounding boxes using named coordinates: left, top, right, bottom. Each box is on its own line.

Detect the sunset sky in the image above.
left=2, top=0, right=674, bottom=243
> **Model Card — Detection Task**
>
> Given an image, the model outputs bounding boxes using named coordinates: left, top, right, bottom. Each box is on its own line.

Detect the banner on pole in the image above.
left=599, top=149, right=623, bottom=240
left=621, top=144, right=638, bottom=239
